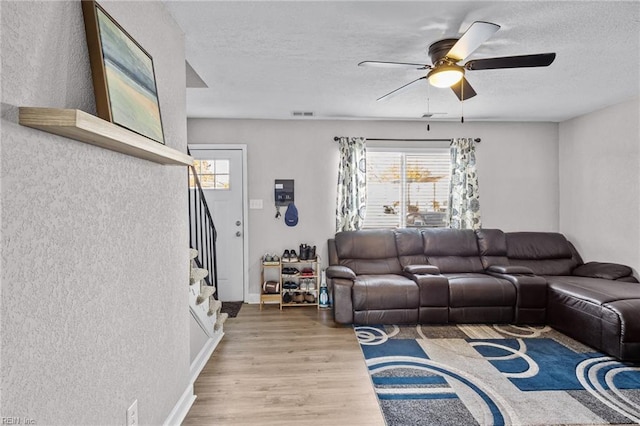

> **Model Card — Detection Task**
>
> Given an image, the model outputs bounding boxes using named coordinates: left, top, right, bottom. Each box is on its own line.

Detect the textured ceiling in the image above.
left=163, top=1, right=640, bottom=122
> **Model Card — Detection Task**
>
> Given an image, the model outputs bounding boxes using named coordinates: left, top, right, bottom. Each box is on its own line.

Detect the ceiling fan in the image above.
left=359, top=21, right=556, bottom=102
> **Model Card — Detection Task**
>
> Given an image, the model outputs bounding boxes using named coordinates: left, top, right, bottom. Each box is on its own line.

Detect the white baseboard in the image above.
left=246, top=293, right=261, bottom=304
left=164, top=331, right=224, bottom=425
left=189, top=332, right=224, bottom=384
left=163, top=384, right=196, bottom=426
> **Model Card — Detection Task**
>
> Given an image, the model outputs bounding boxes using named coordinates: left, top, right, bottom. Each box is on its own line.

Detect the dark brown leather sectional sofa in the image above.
left=326, top=228, right=640, bottom=361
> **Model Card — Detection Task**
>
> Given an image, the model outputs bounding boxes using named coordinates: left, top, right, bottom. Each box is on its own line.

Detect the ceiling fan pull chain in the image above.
left=461, top=82, right=465, bottom=123
left=426, top=87, right=431, bottom=131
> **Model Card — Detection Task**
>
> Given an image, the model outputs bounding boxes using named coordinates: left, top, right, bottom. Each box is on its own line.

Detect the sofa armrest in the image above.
left=573, top=262, right=635, bottom=281
left=487, top=265, right=533, bottom=275
left=326, top=265, right=356, bottom=280
left=404, top=264, right=441, bottom=275
left=331, top=278, right=355, bottom=324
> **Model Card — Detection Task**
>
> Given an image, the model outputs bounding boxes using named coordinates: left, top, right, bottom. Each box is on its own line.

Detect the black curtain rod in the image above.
left=333, top=137, right=481, bottom=143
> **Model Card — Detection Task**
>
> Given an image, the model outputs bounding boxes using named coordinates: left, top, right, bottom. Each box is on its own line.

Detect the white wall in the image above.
left=559, top=97, right=640, bottom=274
left=187, top=119, right=559, bottom=299
left=1, top=1, right=190, bottom=424
left=189, top=315, right=209, bottom=364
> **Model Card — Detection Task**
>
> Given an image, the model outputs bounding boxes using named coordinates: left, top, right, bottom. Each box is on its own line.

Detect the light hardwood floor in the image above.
left=182, top=304, right=385, bottom=425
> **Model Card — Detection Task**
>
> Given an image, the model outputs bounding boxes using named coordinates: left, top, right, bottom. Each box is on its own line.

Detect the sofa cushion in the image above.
left=546, top=276, right=640, bottom=305
left=505, top=232, right=578, bottom=275
left=507, top=232, right=572, bottom=259
left=352, top=274, right=419, bottom=310
left=475, top=228, right=510, bottom=269
left=573, top=262, right=634, bottom=281
left=445, top=273, right=516, bottom=307
left=422, top=229, right=484, bottom=273
left=335, top=230, right=402, bottom=275
left=395, top=228, right=427, bottom=267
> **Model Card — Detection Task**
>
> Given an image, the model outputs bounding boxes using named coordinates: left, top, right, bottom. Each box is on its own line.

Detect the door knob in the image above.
left=235, top=220, right=241, bottom=226
left=236, top=231, right=242, bottom=237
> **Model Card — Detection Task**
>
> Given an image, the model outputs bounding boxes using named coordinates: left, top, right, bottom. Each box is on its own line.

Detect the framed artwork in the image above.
left=82, top=0, right=165, bottom=144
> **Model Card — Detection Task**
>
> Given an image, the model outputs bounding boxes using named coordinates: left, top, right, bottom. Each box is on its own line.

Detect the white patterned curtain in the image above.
left=447, top=137, right=481, bottom=229
left=335, top=137, right=367, bottom=232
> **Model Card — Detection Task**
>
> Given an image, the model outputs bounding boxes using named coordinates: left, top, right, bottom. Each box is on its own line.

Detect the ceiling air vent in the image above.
left=291, top=111, right=314, bottom=117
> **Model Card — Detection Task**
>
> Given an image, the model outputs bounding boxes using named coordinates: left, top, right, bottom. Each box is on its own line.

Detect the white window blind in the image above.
left=363, top=149, right=451, bottom=229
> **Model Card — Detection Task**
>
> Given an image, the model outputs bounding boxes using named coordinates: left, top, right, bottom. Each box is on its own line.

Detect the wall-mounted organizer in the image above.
left=274, top=179, right=294, bottom=206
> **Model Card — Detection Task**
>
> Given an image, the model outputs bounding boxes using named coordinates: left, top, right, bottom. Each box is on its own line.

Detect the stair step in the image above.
left=190, top=267, right=208, bottom=285
left=208, top=299, right=222, bottom=316
left=196, top=285, right=216, bottom=305
left=215, top=312, right=228, bottom=332
left=189, top=248, right=198, bottom=260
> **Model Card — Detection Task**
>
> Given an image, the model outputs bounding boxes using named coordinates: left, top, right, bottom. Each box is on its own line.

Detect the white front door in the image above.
left=189, top=147, right=246, bottom=302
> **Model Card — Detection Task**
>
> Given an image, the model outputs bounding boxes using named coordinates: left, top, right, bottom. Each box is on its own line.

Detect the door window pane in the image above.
left=190, top=159, right=230, bottom=190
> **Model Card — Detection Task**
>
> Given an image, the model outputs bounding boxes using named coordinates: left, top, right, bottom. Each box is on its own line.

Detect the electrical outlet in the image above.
left=127, top=399, right=139, bottom=426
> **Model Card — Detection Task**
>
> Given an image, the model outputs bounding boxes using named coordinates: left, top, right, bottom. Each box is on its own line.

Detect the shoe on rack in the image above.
left=305, top=293, right=316, bottom=303
left=292, top=292, right=305, bottom=303
left=309, top=245, right=316, bottom=260
left=299, top=280, right=308, bottom=291
left=307, top=281, right=316, bottom=291
left=272, top=255, right=280, bottom=263
left=299, top=244, right=308, bottom=260
left=282, top=267, right=299, bottom=276
left=282, top=249, right=290, bottom=262
left=283, top=281, right=298, bottom=290
left=283, top=292, right=292, bottom=303
left=289, top=250, right=299, bottom=262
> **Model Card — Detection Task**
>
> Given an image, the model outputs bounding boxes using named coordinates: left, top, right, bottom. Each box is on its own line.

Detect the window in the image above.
left=189, top=159, right=230, bottom=189
left=363, top=148, right=450, bottom=229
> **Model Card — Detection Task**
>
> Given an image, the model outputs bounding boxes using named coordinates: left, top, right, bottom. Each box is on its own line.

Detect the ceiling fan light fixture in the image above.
left=427, top=65, right=464, bottom=88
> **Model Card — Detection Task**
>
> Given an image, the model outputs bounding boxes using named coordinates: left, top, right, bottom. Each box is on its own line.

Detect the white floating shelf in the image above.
left=19, top=107, right=193, bottom=166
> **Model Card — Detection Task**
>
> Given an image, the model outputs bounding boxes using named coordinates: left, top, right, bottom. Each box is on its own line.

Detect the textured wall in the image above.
left=1, top=1, right=190, bottom=424
left=559, top=98, right=640, bottom=274
left=187, top=118, right=559, bottom=300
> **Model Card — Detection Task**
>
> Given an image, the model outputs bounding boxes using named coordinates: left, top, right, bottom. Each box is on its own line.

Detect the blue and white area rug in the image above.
left=355, top=324, right=640, bottom=425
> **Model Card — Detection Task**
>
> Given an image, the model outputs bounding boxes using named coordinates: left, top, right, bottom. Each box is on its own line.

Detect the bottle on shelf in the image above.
left=319, top=270, right=329, bottom=308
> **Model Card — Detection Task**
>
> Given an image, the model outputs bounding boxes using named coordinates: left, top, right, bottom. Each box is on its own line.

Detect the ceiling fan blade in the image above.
left=376, top=76, right=427, bottom=101
left=447, top=21, right=501, bottom=61
left=359, top=60, right=430, bottom=70
left=465, top=53, right=556, bottom=70
left=450, top=77, right=477, bottom=101
left=464, top=53, right=556, bottom=71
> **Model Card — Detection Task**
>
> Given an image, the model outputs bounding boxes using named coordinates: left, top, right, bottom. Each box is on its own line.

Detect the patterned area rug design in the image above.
left=355, top=324, right=640, bottom=426
left=220, top=301, right=243, bottom=318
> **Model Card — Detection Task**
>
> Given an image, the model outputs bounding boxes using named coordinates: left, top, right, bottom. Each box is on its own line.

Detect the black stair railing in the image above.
left=188, top=164, right=218, bottom=296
